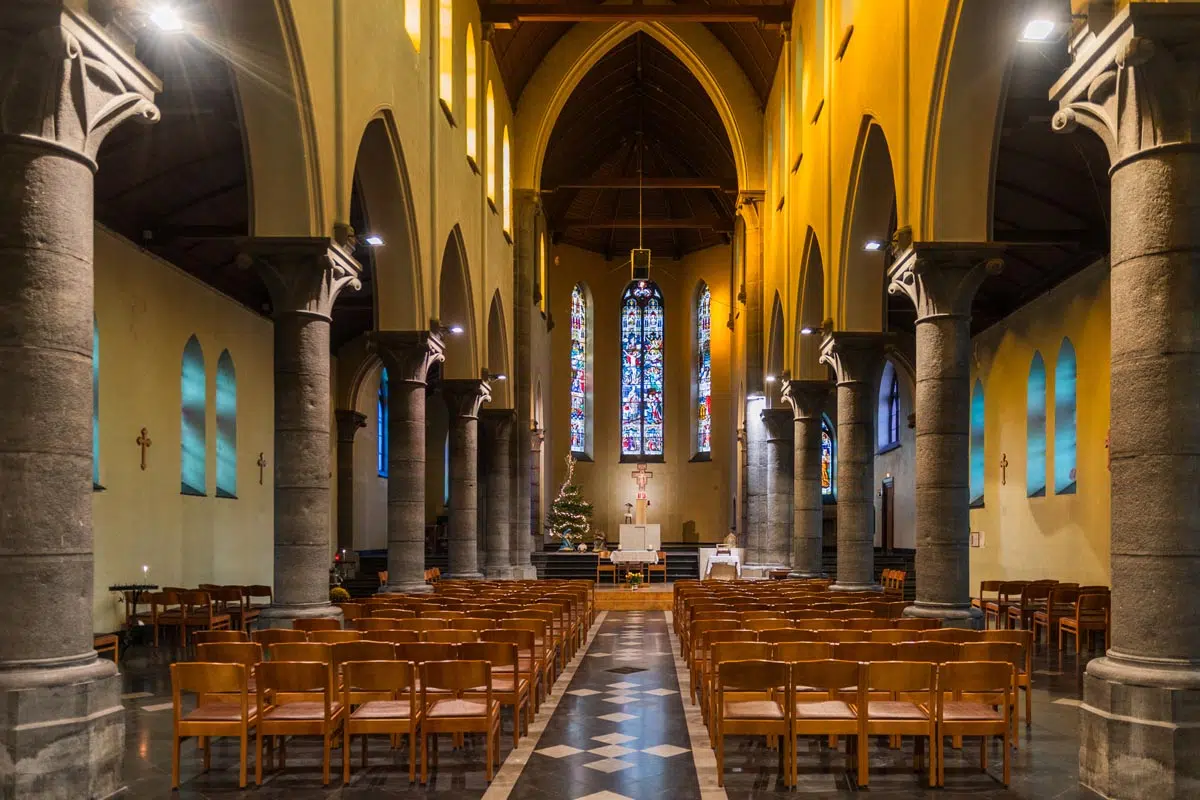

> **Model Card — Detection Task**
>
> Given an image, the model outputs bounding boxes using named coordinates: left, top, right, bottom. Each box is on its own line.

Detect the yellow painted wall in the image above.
left=92, top=228, right=274, bottom=633
left=547, top=245, right=734, bottom=543
left=968, top=258, right=1111, bottom=586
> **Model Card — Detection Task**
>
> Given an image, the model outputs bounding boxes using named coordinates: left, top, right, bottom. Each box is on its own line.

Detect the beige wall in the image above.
left=968, top=258, right=1112, bottom=587
left=92, top=228, right=274, bottom=632
left=872, top=359, right=916, bottom=550
left=547, top=245, right=734, bottom=544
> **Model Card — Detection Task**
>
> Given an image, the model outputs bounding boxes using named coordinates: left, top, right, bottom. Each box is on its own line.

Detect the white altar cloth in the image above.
left=609, top=550, right=659, bottom=565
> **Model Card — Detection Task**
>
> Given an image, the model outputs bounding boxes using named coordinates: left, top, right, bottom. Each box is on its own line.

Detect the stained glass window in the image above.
left=215, top=350, right=237, bottom=498
left=1054, top=338, right=1077, bottom=495
left=970, top=379, right=985, bottom=508
left=377, top=368, right=389, bottom=477
left=1027, top=352, right=1047, bottom=497
left=696, top=283, right=712, bottom=453
left=820, top=415, right=835, bottom=498
left=181, top=335, right=206, bottom=496
left=569, top=284, right=589, bottom=454
left=621, top=280, right=665, bottom=457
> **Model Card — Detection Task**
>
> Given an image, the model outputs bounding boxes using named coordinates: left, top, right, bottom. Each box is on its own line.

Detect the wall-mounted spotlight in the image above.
left=150, top=6, right=184, bottom=31
left=765, top=374, right=777, bottom=383
left=363, top=235, right=384, bottom=246
left=1020, top=19, right=1056, bottom=41
left=448, top=325, right=465, bottom=335
left=863, top=240, right=883, bottom=252
left=493, top=374, right=507, bottom=381
left=800, top=326, right=815, bottom=335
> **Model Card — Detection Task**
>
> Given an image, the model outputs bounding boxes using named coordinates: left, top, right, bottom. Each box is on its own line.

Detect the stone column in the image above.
left=742, top=401, right=768, bottom=568
left=1052, top=9, right=1200, bottom=796
left=480, top=409, right=515, bottom=578
left=783, top=380, right=831, bottom=577
left=760, top=408, right=795, bottom=568
left=0, top=9, right=158, bottom=796
left=334, top=410, right=366, bottom=555
left=819, top=333, right=887, bottom=591
left=371, top=331, right=445, bottom=593
left=240, top=238, right=361, bottom=623
left=530, top=427, right=546, bottom=544
left=444, top=378, right=492, bottom=578
left=510, top=191, right=538, bottom=579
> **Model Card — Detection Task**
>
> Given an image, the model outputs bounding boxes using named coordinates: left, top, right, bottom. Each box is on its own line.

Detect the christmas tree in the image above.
left=548, top=454, right=593, bottom=548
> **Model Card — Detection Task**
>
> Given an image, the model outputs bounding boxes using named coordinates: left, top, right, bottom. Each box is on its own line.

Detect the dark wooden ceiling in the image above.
left=541, top=32, right=738, bottom=259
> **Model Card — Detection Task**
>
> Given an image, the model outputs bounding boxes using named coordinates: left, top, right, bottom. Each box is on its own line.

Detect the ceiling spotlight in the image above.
left=493, top=374, right=507, bottom=381
left=449, top=325, right=464, bottom=335
left=1020, top=19, right=1056, bottom=41
left=765, top=374, right=777, bottom=383
left=363, top=234, right=384, bottom=246
left=863, top=240, right=883, bottom=252
left=800, top=326, right=815, bottom=335
left=150, top=6, right=185, bottom=31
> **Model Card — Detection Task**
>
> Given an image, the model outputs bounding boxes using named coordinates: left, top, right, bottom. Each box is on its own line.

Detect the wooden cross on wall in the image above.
left=631, top=463, right=654, bottom=499
left=136, top=428, right=152, bottom=471
left=999, top=453, right=1009, bottom=486
left=257, top=452, right=268, bottom=485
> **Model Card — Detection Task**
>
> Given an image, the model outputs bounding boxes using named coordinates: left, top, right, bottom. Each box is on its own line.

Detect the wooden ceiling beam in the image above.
left=560, top=217, right=733, bottom=232
left=544, top=177, right=738, bottom=192
left=482, top=3, right=792, bottom=28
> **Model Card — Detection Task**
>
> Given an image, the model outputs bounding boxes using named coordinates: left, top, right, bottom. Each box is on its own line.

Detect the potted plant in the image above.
left=625, top=570, right=643, bottom=590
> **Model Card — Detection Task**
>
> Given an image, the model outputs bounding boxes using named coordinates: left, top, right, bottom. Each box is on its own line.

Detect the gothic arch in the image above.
left=794, top=227, right=826, bottom=379
left=486, top=291, right=512, bottom=408
left=838, top=117, right=896, bottom=332
left=438, top=225, right=477, bottom=379
left=767, top=291, right=785, bottom=381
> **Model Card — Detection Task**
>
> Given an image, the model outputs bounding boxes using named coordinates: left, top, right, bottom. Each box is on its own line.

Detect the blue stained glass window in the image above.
left=181, top=335, right=207, bottom=496
left=696, top=283, right=712, bottom=454
left=570, top=284, right=588, bottom=453
left=377, top=368, right=389, bottom=477
left=215, top=350, right=237, bottom=498
left=93, top=319, right=100, bottom=486
left=1054, top=338, right=1077, bottom=495
left=1027, top=352, right=1047, bottom=497
left=821, top=415, right=835, bottom=499
left=969, top=379, right=985, bottom=508
left=620, top=280, right=665, bottom=456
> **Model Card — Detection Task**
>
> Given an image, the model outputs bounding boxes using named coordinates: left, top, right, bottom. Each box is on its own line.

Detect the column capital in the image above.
left=369, top=330, right=446, bottom=385
left=479, top=407, right=517, bottom=436
left=444, top=378, right=492, bottom=420
left=334, top=409, right=367, bottom=444
left=0, top=7, right=160, bottom=169
left=887, top=243, right=1004, bottom=322
left=1051, top=4, right=1200, bottom=169
left=237, top=238, right=361, bottom=321
left=760, top=407, right=795, bottom=440
left=781, top=379, right=831, bottom=421
left=819, top=331, right=890, bottom=386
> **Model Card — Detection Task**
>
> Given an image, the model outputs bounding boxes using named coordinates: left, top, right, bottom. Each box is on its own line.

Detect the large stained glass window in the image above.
left=377, top=368, right=389, bottom=477
left=569, top=283, right=589, bottom=454
left=1027, top=352, right=1047, bottom=497
left=820, top=415, right=835, bottom=498
left=620, top=280, right=665, bottom=457
left=696, top=283, right=712, bottom=454
left=1054, top=338, right=1077, bottom=495
left=969, top=379, right=985, bottom=508
left=181, top=335, right=206, bottom=496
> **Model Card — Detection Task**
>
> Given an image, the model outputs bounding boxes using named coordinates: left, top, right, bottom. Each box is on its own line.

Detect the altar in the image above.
left=617, top=523, right=661, bottom=551
left=700, top=547, right=743, bottom=578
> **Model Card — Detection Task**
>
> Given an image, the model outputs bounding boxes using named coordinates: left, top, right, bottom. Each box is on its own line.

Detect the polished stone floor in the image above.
left=116, top=610, right=1102, bottom=798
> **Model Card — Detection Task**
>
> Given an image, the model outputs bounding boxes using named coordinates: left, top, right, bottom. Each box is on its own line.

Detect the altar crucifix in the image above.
left=630, top=463, right=653, bottom=524
left=136, top=428, right=152, bottom=471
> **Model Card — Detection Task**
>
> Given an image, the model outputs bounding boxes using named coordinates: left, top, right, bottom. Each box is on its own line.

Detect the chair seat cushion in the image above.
left=263, top=701, right=341, bottom=721
left=427, top=698, right=496, bottom=718
left=795, top=700, right=855, bottom=720
left=187, top=702, right=257, bottom=722
left=867, top=701, right=928, bottom=720
left=942, top=701, right=1002, bottom=721
left=352, top=700, right=412, bottom=720
left=723, top=700, right=785, bottom=720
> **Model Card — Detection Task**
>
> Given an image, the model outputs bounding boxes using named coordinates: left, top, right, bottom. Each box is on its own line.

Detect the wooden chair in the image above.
left=834, top=642, right=898, bottom=663
left=354, top=617, right=404, bottom=632
left=180, top=591, right=232, bottom=645
left=151, top=591, right=184, bottom=648
left=363, top=629, right=421, bottom=645
left=244, top=585, right=273, bottom=613
left=193, top=630, right=248, bottom=646
left=481, top=629, right=542, bottom=713
left=252, top=628, right=307, bottom=649
left=647, top=550, right=668, bottom=583
left=335, top=602, right=365, bottom=623
left=195, top=642, right=263, bottom=700
left=863, top=661, right=937, bottom=787
left=984, top=581, right=1027, bottom=630
left=255, top=660, right=345, bottom=785
left=756, top=628, right=816, bottom=644
left=935, top=661, right=1013, bottom=787
left=981, top=629, right=1033, bottom=726
left=961, top=641, right=1023, bottom=739
left=788, top=618, right=838, bottom=631
left=703, top=639, right=773, bottom=724
left=502, top=619, right=553, bottom=700
left=208, top=587, right=255, bottom=632
left=171, top=662, right=256, bottom=788
left=371, top=608, right=417, bottom=620
left=308, top=629, right=361, bottom=644
left=1006, top=582, right=1054, bottom=631
left=869, top=629, right=915, bottom=644
left=921, top=628, right=982, bottom=644
left=266, top=642, right=333, bottom=682
left=293, top=618, right=341, bottom=633
left=342, top=660, right=421, bottom=784
left=972, top=580, right=1003, bottom=613
left=420, top=660, right=502, bottom=783
left=596, top=550, right=618, bottom=583
left=817, top=629, right=869, bottom=643
left=1032, top=587, right=1079, bottom=647
left=461, top=641, right=530, bottom=747
left=456, top=618, right=497, bottom=633
left=391, top=619, right=449, bottom=633
left=789, top=659, right=867, bottom=788
left=422, top=629, right=480, bottom=644
left=714, top=659, right=792, bottom=787
left=1059, top=592, right=1110, bottom=654
left=94, top=634, right=119, bottom=662
left=745, top=618, right=793, bottom=632
left=894, top=618, right=942, bottom=631
left=841, top=618, right=884, bottom=631
left=896, top=640, right=962, bottom=665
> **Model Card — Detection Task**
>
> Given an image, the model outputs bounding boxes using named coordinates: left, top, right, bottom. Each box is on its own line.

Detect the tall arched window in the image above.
left=465, top=27, right=477, bottom=162
left=377, top=368, right=389, bottom=477
left=792, top=35, right=803, bottom=157
left=1054, top=338, right=1078, bottom=494
left=969, top=379, right=985, bottom=508
left=405, top=0, right=421, bottom=51
left=695, top=282, right=713, bottom=455
left=821, top=414, right=836, bottom=500
left=93, top=318, right=100, bottom=487
left=877, top=361, right=900, bottom=450
left=1027, top=351, right=1047, bottom=497
left=485, top=83, right=496, bottom=202
left=620, top=280, right=665, bottom=458
left=569, top=283, right=592, bottom=456
left=437, top=0, right=452, bottom=107
left=215, top=351, right=237, bottom=497
left=181, top=335, right=206, bottom=496
left=502, top=126, right=512, bottom=233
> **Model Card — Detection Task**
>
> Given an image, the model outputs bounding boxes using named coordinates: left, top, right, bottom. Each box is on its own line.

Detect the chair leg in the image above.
left=980, top=735, right=988, bottom=771
left=858, top=730, right=869, bottom=787
left=408, top=730, right=417, bottom=784
left=239, top=730, right=248, bottom=789
left=343, top=727, right=352, bottom=785
left=255, top=730, right=263, bottom=785
left=420, top=733, right=428, bottom=785
left=323, top=732, right=331, bottom=785
left=716, top=732, right=724, bottom=787
left=172, top=734, right=181, bottom=789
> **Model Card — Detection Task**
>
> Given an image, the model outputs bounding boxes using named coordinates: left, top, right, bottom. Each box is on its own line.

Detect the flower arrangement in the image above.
left=329, top=586, right=350, bottom=603
left=625, top=570, right=643, bottom=589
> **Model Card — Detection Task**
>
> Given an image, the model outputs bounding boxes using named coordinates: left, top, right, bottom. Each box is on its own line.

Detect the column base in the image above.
left=510, top=565, right=539, bottom=580
left=902, top=603, right=983, bottom=629
left=484, top=565, right=514, bottom=579
left=788, top=570, right=827, bottom=579
left=381, top=582, right=433, bottom=595
left=1080, top=655, right=1200, bottom=799
left=829, top=582, right=883, bottom=592
left=0, top=658, right=124, bottom=800
left=444, top=571, right=485, bottom=580
left=257, top=603, right=344, bottom=628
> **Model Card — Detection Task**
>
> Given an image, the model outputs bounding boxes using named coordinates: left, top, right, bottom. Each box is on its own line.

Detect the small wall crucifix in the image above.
left=999, top=453, right=1009, bottom=486
left=136, top=428, right=152, bottom=471
left=257, top=452, right=268, bottom=485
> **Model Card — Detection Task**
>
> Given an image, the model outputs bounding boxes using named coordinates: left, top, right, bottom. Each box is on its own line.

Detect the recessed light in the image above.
left=800, top=326, right=814, bottom=335
left=449, top=325, right=464, bottom=335
left=150, top=6, right=184, bottom=31
left=364, top=235, right=384, bottom=246
left=1020, top=19, right=1055, bottom=41
left=863, top=240, right=883, bottom=252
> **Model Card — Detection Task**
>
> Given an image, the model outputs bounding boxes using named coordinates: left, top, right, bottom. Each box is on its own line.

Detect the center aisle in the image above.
left=497, top=610, right=703, bottom=800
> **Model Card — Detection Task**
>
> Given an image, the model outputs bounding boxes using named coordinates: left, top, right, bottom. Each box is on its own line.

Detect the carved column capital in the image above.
left=781, top=379, right=831, bottom=421
left=444, top=378, right=492, bottom=421
left=760, top=407, right=795, bottom=441
left=819, top=331, right=890, bottom=386
left=1051, top=5, right=1200, bottom=168
left=237, top=238, right=361, bottom=321
left=369, top=330, right=446, bottom=385
left=334, top=409, right=367, bottom=444
left=887, top=243, right=1004, bottom=322
left=0, top=7, right=161, bottom=168
left=531, top=427, right=545, bottom=449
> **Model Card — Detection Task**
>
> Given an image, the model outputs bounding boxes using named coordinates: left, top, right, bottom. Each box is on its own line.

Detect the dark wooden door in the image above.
left=881, top=478, right=895, bottom=552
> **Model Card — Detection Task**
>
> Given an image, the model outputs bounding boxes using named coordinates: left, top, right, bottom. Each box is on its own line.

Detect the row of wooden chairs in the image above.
left=974, top=580, right=1110, bottom=650
left=133, top=586, right=272, bottom=647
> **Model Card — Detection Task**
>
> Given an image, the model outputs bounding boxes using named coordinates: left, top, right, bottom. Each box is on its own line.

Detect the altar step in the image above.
left=531, top=549, right=701, bottom=582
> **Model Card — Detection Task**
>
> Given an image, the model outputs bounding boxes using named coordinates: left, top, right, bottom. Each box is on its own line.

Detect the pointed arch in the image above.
left=839, top=117, right=896, bottom=331
left=1027, top=351, right=1047, bottom=497
left=438, top=225, right=477, bottom=378
left=569, top=282, right=593, bottom=457
left=794, top=227, right=825, bottom=379
left=767, top=291, right=785, bottom=381
left=216, top=350, right=237, bottom=498
left=970, top=378, right=985, bottom=507
left=877, top=360, right=901, bottom=450
left=620, top=280, right=665, bottom=459
left=694, top=280, right=713, bottom=456
left=465, top=26, right=478, bottom=162
left=486, top=291, right=512, bottom=407
left=1054, top=337, right=1078, bottom=494
left=181, top=335, right=207, bottom=496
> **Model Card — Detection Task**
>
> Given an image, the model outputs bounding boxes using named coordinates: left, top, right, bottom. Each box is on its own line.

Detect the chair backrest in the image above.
left=894, top=618, right=941, bottom=631
left=818, top=629, right=869, bottom=643
left=209, top=587, right=245, bottom=610
left=868, top=629, right=914, bottom=643
left=178, top=590, right=213, bottom=614
left=840, top=618, right=882, bottom=630
left=717, top=659, right=790, bottom=691
left=308, top=629, right=362, bottom=644
left=896, top=641, right=961, bottom=664
left=390, top=619, right=449, bottom=632
left=961, top=642, right=1023, bottom=674
left=456, top=617, right=497, bottom=632
left=921, top=628, right=981, bottom=643
left=256, top=660, right=330, bottom=695
left=195, top=642, right=262, bottom=668
left=171, top=661, right=247, bottom=699
left=867, top=660, right=935, bottom=692
left=979, top=580, right=1003, bottom=596
left=710, top=640, right=775, bottom=666
left=331, top=640, right=396, bottom=668
left=772, top=641, right=834, bottom=662
left=354, top=617, right=402, bottom=632
left=335, top=602, right=365, bottom=621
left=394, top=642, right=459, bottom=663
left=422, top=629, right=480, bottom=644
left=788, top=617, right=837, bottom=630
left=740, top=611, right=782, bottom=622
left=421, top=659, right=491, bottom=693
left=422, top=610, right=466, bottom=620
left=756, top=628, right=816, bottom=644
left=1020, top=582, right=1054, bottom=605
left=939, top=660, right=1014, bottom=695
left=193, top=630, right=248, bottom=645
left=703, top=629, right=758, bottom=648
left=502, top=618, right=547, bottom=640
left=835, top=642, right=898, bottom=663
left=1077, top=592, right=1110, bottom=615
left=363, top=629, right=421, bottom=645
left=1047, top=586, right=1080, bottom=608
left=246, top=585, right=273, bottom=604
left=267, top=641, right=332, bottom=664
left=996, top=581, right=1028, bottom=601
left=293, top=618, right=340, bottom=633
left=459, top=641, right=519, bottom=670
left=371, top=608, right=417, bottom=620
left=789, top=658, right=861, bottom=693
left=789, top=610, right=831, bottom=620
left=343, top=659, right=416, bottom=693
left=744, top=618, right=792, bottom=632
left=252, top=628, right=307, bottom=647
